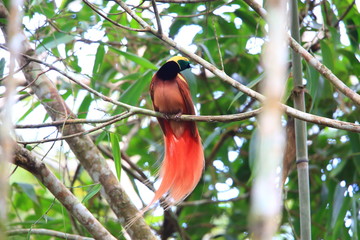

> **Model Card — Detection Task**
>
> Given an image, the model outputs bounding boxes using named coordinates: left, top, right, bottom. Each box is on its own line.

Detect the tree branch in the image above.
left=178, top=193, right=249, bottom=206
left=15, top=113, right=128, bottom=129
left=7, top=228, right=94, bottom=240
left=17, top=112, right=133, bottom=144
left=151, top=0, right=163, bottom=35
left=334, top=0, right=356, bottom=28
left=12, top=145, right=117, bottom=240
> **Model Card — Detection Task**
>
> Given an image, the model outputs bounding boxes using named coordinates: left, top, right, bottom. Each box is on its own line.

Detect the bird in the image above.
left=148, top=56, right=204, bottom=209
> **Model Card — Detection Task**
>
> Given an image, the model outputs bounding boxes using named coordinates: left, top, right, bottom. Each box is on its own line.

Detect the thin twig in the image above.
left=212, top=15, right=224, bottom=71
left=179, top=193, right=249, bottom=206
left=17, top=112, right=134, bottom=144
left=15, top=113, right=128, bottom=128
left=83, top=0, right=148, bottom=32
left=151, top=0, right=162, bottom=35
left=334, top=0, right=356, bottom=28
left=7, top=228, right=94, bottom=240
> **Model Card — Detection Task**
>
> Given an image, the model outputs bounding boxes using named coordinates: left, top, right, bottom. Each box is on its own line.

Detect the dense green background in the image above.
left=2, top=0, right=359, bottom=239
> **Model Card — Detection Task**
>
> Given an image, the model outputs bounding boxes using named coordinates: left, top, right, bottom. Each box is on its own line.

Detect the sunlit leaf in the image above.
left=36, top=32, right=75, bottom=54
left=13, top=182, right=39, bottom=205
left=109, top=47, right=157, bottom=70
left=118, top=71, right=152, bottom=106
left=331, top=183, right=346, bottom=228
left=229, top=73, right=263, bottom=109
left=93, top=44, right=105, bottom=76
left=77, top=94, right=92, bottom=119
left=82, top=184, right=102, bottom=203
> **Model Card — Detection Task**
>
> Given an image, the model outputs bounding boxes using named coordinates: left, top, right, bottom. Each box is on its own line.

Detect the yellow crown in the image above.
left=167, top=56, right=189, bottom=63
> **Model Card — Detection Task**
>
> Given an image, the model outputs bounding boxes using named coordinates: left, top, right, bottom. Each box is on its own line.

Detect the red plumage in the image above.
left=147, top=57, right=204, bottom=208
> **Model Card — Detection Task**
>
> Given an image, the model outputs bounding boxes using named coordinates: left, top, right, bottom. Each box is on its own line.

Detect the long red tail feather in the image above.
left=146, top=121, right=204, bottom=208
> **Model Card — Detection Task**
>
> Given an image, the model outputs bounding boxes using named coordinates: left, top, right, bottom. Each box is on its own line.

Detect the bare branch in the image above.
left=179, top=193, right=249, bottom=206
left=15, top=113, right=127, bottom=129
left=7, top=228, right=94, bottom=240
left=83, top=0, right=149, bottom=32
left=16, top=112, right=134, bottom=144
left=151, top=0, right=163, bottom=34
left=334, top=0, right=356, bottom=28
left=13, top=145, right=117, bottom=240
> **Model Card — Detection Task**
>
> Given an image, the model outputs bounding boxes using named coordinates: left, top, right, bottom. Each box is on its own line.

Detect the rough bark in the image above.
left=13, top=145, right=117, bottom=240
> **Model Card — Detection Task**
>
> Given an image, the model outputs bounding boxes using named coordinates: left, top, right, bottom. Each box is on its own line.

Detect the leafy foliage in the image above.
left=2, top=0, right=359, bottom=239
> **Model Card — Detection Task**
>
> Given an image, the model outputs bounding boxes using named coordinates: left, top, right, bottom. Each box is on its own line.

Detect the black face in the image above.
left=156, top=61, right=181, bottom=80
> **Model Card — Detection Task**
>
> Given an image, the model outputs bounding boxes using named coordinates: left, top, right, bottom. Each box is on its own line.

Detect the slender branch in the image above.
left=17, top=112, right=134, bottom=144
left=15, top=113, right=130, bottom=129
left=178, top=193, right=249, bottom=206
left=7, top=228, right=94, bottom=240
left=83, top=0, right=148, bottom=32
left=151, top=0, right=163, bottom=35
left=12, top=145, right=117, bottom=240
left=334, top=0, right=356, bottom=28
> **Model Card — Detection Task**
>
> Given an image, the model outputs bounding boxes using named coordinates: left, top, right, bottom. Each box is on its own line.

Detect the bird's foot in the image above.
left=163, top=112, right=182, bottom=120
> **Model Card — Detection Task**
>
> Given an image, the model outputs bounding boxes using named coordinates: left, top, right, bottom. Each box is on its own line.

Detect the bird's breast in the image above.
left=153, top=79, right=186, bottom=114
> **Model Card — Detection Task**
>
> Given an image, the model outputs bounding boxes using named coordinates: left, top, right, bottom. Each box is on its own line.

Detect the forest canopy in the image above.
left=0, top=0, right=359, bottom=239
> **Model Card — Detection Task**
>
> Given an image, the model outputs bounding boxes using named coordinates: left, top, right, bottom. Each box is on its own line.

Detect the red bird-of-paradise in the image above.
left=148, top=56, right=204, bottom=209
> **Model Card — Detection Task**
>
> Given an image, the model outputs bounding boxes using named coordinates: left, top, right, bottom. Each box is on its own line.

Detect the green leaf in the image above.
left=320, top=40, right=334, bottom=71
left=92, top=44, right=105, bottom=76
left=113, top=72, right=142, bottom=82
left=36, top=32, right=75, bottom=54
left=95, top=130, right=109, bottom=145
left=109, top=47, right=157, bottom=70
left=82, top=184, right=102, bottom=203
left=110, top=132, right=121, bottom=181
left=18, top=101, right=41, bottom=122
left=306, top=62, right=320, bottom=112
left=348, top=132, right=360, bottom=174
left=203, top=127, right=223, bottom=149
left=199, top=44, right=216, bottom=65
left=77, top=94, right=92, bottom=119
left=331, top=183, right=346, bottom=228
left=235, top=9, right=258, bottom=30
left=13, top=182, right=39, bottom=205
left=229, top=73, right=263, bottom=109
left=118, top=71, right=152, bottom=106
